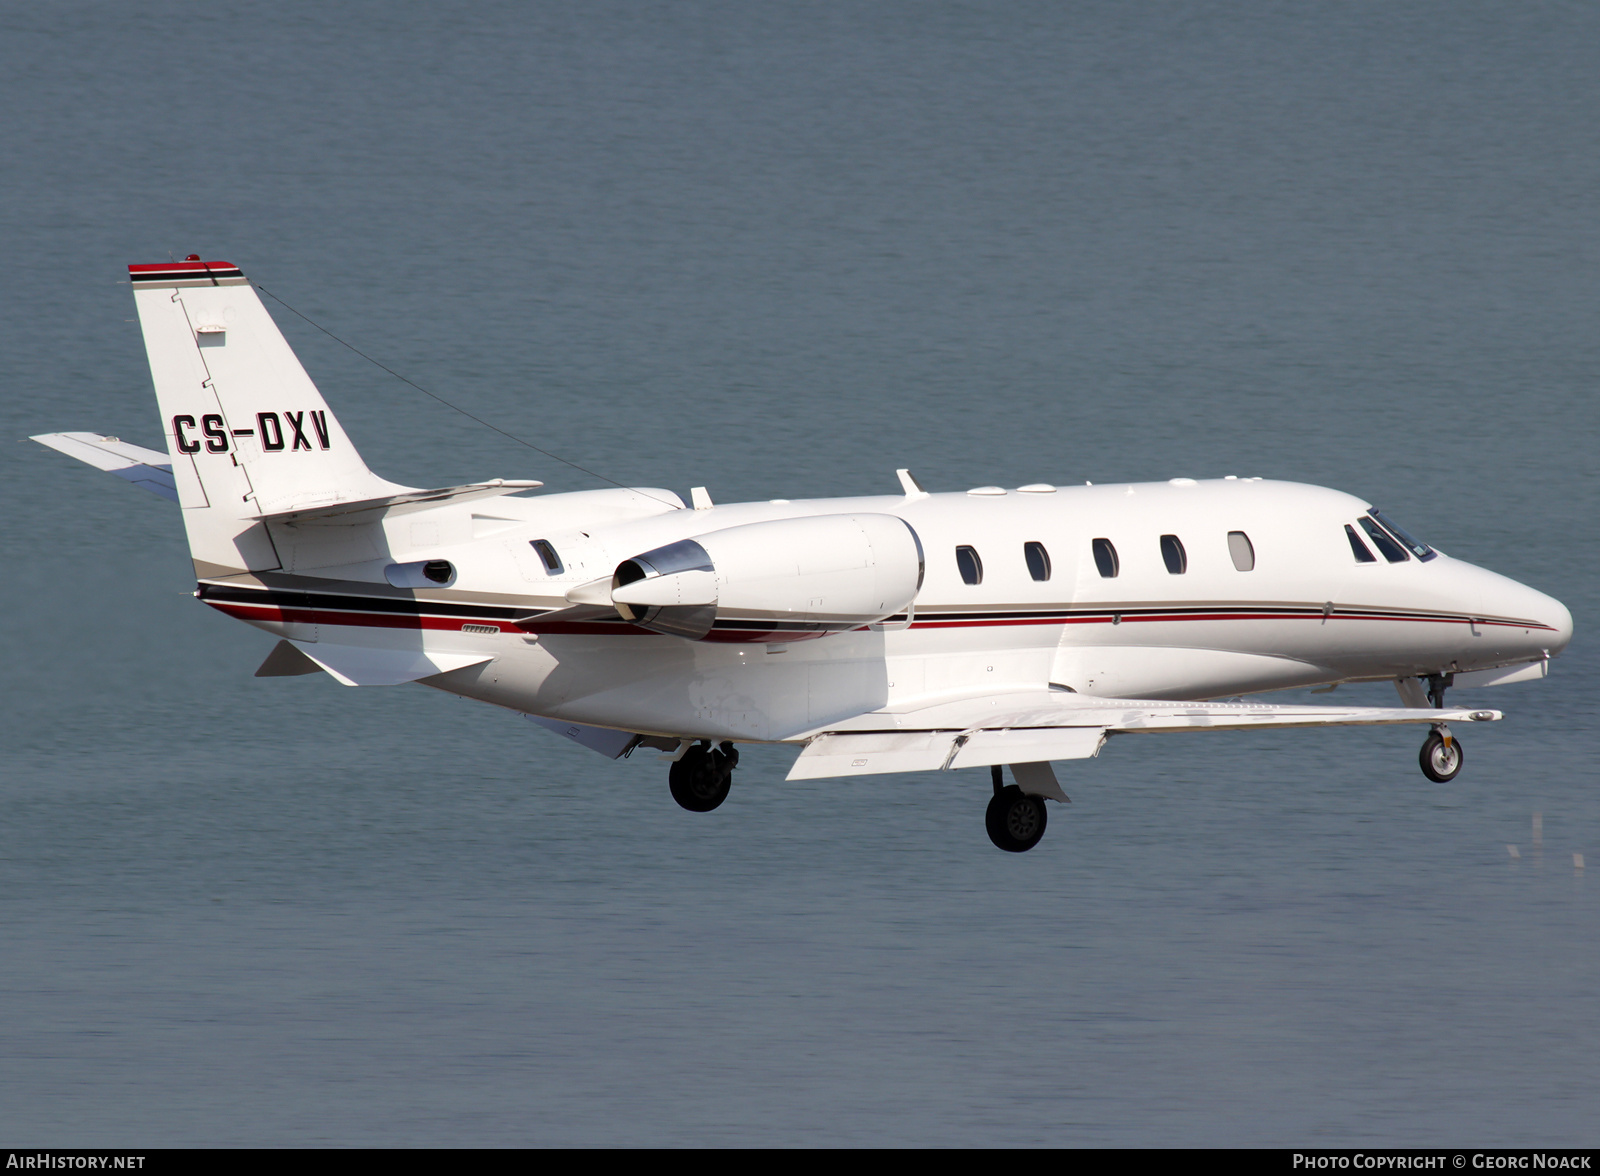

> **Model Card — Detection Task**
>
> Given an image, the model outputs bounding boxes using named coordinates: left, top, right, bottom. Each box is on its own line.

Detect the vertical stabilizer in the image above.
left=129, top=260, right=408, bottom=576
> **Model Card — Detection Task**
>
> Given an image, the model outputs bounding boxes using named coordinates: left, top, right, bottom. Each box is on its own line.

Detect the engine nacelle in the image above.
left=610, top=513, right=924, bottom=642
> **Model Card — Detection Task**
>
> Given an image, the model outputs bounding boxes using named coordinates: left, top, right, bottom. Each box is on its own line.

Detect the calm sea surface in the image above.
left=1, top=2, right=1596, bottom=1146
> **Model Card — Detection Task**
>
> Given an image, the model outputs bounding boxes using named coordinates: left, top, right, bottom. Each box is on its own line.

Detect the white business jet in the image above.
left=34, top=259, right=1573, bottom=852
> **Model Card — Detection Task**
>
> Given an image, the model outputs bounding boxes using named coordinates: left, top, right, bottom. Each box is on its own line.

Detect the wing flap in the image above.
left=948, top=726, right=1107, bottom=768
left=787, top=731, right=955, bottom=779
left=524, top=716, right=640, bottom=760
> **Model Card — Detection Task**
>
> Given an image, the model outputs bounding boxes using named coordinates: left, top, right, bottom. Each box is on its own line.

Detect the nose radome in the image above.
left=1540, top=594, right=1575, bottom=656
left=1438, top=558, right=1573, bottom=657
left=1488, top=569, right=1572, bottom=657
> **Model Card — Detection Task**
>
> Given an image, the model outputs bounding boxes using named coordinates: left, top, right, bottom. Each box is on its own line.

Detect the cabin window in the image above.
left=1160, top=534, right=1187, bottom=574
left=1227, top=531, right=1255, bottom=572
left=1369, top=509, right=1437, bottom=562
left=1024, top=541, right=1052, bottom=582
left=1345, top=524, right=1376, bottom=563
left=955, top=545, right=983, bottom=585
left=1091, top=538, right=1119, bottom=578
left=531, top=539, right=564, bottom=575
left=1357, top=517, right=1408, bottom=563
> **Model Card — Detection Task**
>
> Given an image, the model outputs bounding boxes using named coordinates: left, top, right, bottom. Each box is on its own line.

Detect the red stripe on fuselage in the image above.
left=207, top=597, right=1555, bottom=637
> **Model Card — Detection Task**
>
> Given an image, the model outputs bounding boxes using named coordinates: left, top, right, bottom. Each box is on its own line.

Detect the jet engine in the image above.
left=607, top=513, right=924, bottom=642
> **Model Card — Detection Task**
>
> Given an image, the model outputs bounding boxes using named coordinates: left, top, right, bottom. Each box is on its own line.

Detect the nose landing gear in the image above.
left=1419, top=673, right=1464, bottom=783
left=1419, top=729, right=1464, bottom=782
left=669, top=739, right=739, bottom=812
left=1400, top=674, right=1468, bottom=783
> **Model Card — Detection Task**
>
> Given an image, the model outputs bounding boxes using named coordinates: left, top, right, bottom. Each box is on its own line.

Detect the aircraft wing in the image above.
left=31, top=432, right=178, bottom=502
left=786, top=690, right=1501, bottom=781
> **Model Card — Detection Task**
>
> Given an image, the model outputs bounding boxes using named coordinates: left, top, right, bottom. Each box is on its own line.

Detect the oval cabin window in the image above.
left=955, top=545, right=983, bottom=585
left=1160, top=534, right=1187, bottom=575
left=1091, top=538, right=1119, bottom=579
left=1024, top=541, right=1051, bottom=582
left=1227, top=531, right=1255, bottom=572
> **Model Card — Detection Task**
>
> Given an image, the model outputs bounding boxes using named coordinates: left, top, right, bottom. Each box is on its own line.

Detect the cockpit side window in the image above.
left=955, top=545, right=983, bottom=585
left=1345, top=524, right=1376, bottom=563
left=1091, top=538, right=1119, bottom=578
left=1369, top=509, right=1437, bottom=562
left=1357, top=517, right=1408, bottom=563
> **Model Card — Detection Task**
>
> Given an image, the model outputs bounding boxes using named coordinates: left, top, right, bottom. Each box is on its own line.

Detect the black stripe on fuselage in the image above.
left=198, top=582, right=523, bottom=621
left=198, top=583, right=1553, bottom=634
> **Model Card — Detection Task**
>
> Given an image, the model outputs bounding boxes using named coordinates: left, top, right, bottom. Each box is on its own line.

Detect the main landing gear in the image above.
left=669, top=740, right=739, bottom=812
left=1415, top=672, right=1464, bottom=784
left=985, top=765, right=1049, bottom=853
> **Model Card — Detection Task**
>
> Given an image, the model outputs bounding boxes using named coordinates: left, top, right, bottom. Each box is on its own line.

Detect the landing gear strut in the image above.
left=669, top=740, right=739, bottom=812
left=1418, top=673, right=1464, bottom=783
left=985, top=765, right=1048, bottom=853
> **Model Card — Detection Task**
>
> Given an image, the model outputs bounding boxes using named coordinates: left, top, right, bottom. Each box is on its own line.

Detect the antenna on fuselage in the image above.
left=896, top=469, right=929, bottom=500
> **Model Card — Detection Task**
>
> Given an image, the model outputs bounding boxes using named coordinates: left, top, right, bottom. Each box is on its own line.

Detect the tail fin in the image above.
left=130, top=260, right=406, bottom=576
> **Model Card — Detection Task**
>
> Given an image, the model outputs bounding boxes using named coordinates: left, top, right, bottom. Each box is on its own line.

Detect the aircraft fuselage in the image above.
left=197, top=476, right=1572, bottom=744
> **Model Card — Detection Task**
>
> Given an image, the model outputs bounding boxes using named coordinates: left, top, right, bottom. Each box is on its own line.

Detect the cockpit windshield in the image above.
left=1368, top=509, right=1437, bottom=562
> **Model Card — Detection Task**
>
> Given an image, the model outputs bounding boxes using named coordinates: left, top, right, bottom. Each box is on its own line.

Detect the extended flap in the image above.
left=787, top=731, right=956, bottom=780
left=948, top=727, right=1107, bottom=769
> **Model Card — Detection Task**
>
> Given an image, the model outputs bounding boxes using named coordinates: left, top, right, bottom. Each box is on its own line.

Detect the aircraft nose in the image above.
left=1441, top=558, right=1573, bottom=659
left=1493, top=573, right=1572, bottom=657
left=1540, top=594, right=1575, bottom=656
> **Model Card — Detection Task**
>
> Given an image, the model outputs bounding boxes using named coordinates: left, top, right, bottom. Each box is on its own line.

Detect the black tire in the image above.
left=669, top=742, right=733, bottom=812
left=985, top=785, right=1048, bottom=852
left=1419, top=731, right=1464, bottom=783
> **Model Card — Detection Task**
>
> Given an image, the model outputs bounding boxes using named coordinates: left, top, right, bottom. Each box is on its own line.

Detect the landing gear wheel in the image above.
left=1419, top=731, right=1464, bottom=783
left=985, top=784, right=1048, bottom=853
left=669, top=740, right=737, bottom=812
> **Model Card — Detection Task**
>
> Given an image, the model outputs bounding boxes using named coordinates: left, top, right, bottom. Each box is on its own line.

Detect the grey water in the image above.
left=1, top=1, right=1596, bottom=1147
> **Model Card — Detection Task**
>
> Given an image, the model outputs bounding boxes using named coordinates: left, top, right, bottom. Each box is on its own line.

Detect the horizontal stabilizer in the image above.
left=288, top=641, right=493, bottom=686
left=258, top=479, right=543, bottom=524
left=788, top=690, right=1500, bottom=781
left=31, top=432, right=178, bottom=502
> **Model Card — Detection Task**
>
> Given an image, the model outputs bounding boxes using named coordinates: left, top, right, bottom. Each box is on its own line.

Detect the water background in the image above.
left=1, top=2, right=1596, bottom=1146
